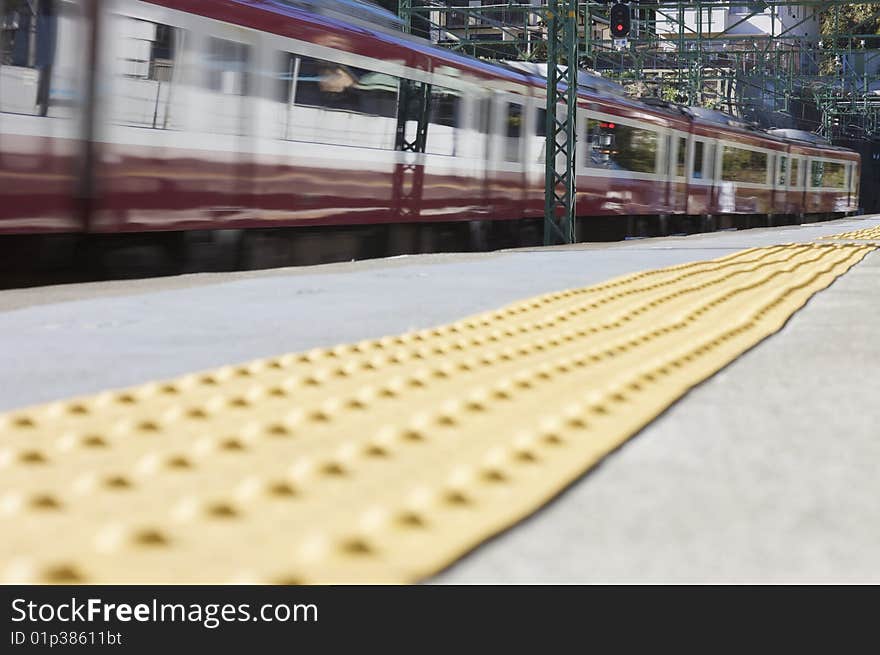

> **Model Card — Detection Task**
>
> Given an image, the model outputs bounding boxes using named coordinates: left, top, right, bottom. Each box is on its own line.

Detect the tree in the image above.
left=818, top=5, right=880, bottom=75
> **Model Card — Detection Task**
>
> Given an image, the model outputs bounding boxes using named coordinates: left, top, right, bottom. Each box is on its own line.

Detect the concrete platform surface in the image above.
left=2, top=215, right=880, bottom=582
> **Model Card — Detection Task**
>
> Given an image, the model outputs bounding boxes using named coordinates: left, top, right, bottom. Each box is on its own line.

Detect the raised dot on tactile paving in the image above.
left=515, top=448, right=539, bottom=463
left=378, top=386, right=397, bottom=398
left=166, top=455, right=193, bottom=470
left=402, top=428, right=425, bottom=443
left=444, top=489, right=471, bottom=507
left=132, top=528, right=170, bottom=547
left=321, top=461, right=347, bottom=477
left=340, top=538, right=373, bottom=556
left=42, top=564, right=84, bottom=583
left=267, top=481, right=298, bottom=498
left=566, top=416, right=588, bottom=430
left=19, top=450, right=47, bottom=464
left=67, top=403, right=89, bottom=415
left=492, top=387, right=512, bottom=401
left=81, top=434, right=108, bottom=449
left=364, top=443, right=389, bottom=458
left=435, top=413, right=457, bottom=427
left=266, top=422, right=293, bottom=437
left=309, top=409, right=331, bottom=423
left=465, top=399, right=486, bottom=413
left=206, top=502, right=239, bottom=519
left=104, top=475, right=132, bottom=490
left=397, top=511, right=426, bottom=529
left=30, top=494, right=62, bottom=511
left=272, top=574, right=305, bottom=586
left=481, top=468, right=508, bottom=484
left=220, top=438, right=246, bottom=452
left=268, top=385, right=288, bottom=397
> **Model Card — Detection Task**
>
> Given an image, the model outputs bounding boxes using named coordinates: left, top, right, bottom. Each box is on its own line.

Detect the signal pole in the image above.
left=543, top=0, right=580, bottom=246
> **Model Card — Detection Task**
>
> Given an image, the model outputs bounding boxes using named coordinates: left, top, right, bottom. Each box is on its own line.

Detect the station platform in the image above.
left=1, top=215, right=879, bottom=583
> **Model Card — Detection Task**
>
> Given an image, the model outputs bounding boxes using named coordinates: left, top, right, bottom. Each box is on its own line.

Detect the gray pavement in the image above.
left=437, top=249, right=880, bottom=583
left=2, top=215, right=880, bottom=582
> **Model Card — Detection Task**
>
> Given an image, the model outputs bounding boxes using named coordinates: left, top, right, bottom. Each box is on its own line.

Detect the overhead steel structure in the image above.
left=399, top=1, right=880, bottom=243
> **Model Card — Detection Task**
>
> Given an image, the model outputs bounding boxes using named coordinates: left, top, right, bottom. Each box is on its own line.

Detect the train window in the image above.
left=119, top=20, right=176, bottom=81
left=478, top=97, right=492, bottom=135
left=396, top=78, right=427, bottom=150
left=660, top=133, right=671, bottom=176
left=0, top=0, right=57, bottom=115
left=704, top=142, right=716, bottom=180
left=113, top=17, right=182, bottom=129
left=777, top=155, right=788, bottom=186
left=293, top=56, right=398, bottom=119
left=280, top=54, right=398, bottom=149
left=505, top=102, right=523, bottom=163
left=585, top=119, right=657, bottom=174
left=430, top=86, right=459, bottom=127
left=810, top=160, right=824, bottom=187
left=202, top=37, right=250, bottom=136
left=721, top=146, right=767, bottom=184
left=426, top=85, right=461, bottom=156
left=692, top=141, right=704, bottom=179
left=675, top=137, right=687, bottom=177
left=821, top=161, right=846, bottom=188
left=276, top=52, right=301, bottom=105
left=206, top=38, right=249, bottom=96
left=536, top=107, right=547, bottom=138
left=791, top=158, right=800, bottom=187
left=533, top=107, right=548, bottom=164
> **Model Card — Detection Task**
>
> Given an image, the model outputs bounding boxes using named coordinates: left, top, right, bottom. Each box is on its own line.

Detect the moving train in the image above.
left=0, top=0, right=861, bottom=263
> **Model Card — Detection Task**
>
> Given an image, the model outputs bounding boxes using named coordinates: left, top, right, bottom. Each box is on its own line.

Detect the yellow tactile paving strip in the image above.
left=0, top=241, right=875, bottom=584
left=820, top=225, right=880, bottom=241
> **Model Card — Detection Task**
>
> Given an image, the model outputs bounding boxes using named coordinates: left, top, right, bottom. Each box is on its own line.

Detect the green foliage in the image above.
left=817, top=5, right=880, bottom=74
left=819, top=5, right=880, bottom=37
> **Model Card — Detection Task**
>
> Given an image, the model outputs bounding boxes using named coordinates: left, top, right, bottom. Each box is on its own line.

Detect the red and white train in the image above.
left=0, top=0, right=861, bottom=245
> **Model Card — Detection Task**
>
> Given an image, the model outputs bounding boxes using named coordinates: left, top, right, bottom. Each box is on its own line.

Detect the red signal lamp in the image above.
left=610, top=2, right=630, bottom=38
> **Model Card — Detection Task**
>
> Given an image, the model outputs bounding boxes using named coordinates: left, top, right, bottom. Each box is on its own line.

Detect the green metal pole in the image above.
left=543, top=0, right=578, bottom=246
left=398, top=0, right=412, bottom=34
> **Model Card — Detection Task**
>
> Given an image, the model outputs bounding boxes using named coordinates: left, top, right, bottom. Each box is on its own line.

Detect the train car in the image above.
left=0, top=0, right=862, bottom=249
left=768, top=129, right=861, bottom=216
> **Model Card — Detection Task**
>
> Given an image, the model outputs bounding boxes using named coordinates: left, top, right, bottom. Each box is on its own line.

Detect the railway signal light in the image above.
left=610, top=2, right=630, bottom=38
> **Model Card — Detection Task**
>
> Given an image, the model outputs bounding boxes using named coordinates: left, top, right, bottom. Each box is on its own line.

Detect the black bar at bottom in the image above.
left=1, top=585, right=877, bottom=651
